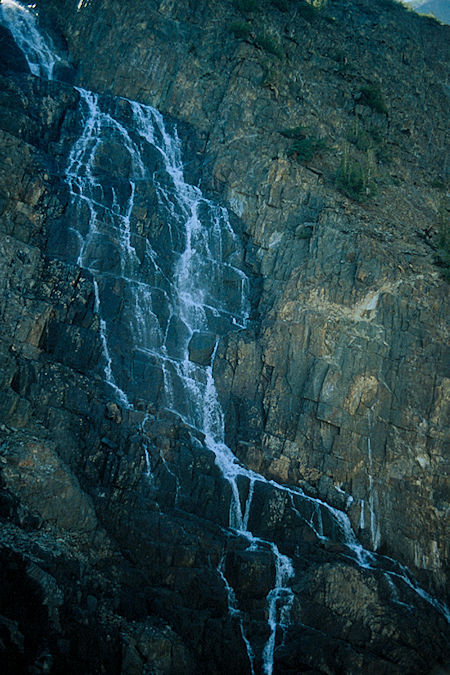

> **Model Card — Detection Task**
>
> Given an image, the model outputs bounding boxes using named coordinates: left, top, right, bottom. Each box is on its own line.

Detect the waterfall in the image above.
left=0, top=0, right=60, bottom=78
left=217, top=556, right=256, bottom=675
left=366, top=410, right=381, bottom=551
left=63, top=87, right=295, bottom=669
left=2, top=3, right=449, bottom=671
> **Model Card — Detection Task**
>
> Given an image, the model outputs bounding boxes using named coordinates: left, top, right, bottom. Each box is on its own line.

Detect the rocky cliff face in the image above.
left=0, top=0, right=449, bottom=673
left=408, top=0, right=450, bottom=25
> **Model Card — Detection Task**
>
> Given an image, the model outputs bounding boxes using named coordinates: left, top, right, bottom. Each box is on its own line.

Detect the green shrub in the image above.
left=367, top=123, right=382, bottom=144
left=435, top=199, right=450, bottom=282
left=271, top=0, right=290, bottom=10
left=279, top=125, right=326, bottom=163
left=332, top=50, right=347, bottom=65
left=232, top=0, right=258, bottom=12
left=256, top=31, right=283, bottom=58
left=431, top=177, right=446, bottom=190
left=359, top=84, right=388, bottom=114
left=332, top=50, right=356, bottom=76
left=346, top=121, right=371, bottom=152
left=296, top=227, right=313, bottom=239
left=287, top=136, right=327, bottom=163
left=375, top=142, right=392, bottom=165
left=335, top=150, right=375, bottom=200
left=347, top=120, right=392, bottom=165
left=297, top=1, right=319, bottom=19
left=279, top=126, right=308, bottom=140
left=229, top=20, right=252, bottom=38
left=378, top=0, right=402, bottom=7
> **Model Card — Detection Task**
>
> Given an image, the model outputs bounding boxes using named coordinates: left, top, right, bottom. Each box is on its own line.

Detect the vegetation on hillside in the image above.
left=435, top=199, right=450, bottom=281
left=225, top=0, right=448, bottom=280
left=280, top=126, right=327, bottom=163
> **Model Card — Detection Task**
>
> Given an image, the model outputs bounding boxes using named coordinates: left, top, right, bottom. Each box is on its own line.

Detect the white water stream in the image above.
left=0, top=0, right=61, bottom=78
left=2, top=2, right=449, bottom=671
left=64, top=87, right=291, bottom=672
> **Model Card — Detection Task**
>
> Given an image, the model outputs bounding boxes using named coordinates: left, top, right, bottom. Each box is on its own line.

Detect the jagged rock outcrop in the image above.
left=0, top=1, right=448, bottom=673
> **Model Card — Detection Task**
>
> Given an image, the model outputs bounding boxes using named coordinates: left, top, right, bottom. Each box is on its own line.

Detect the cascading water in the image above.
left=367, top=411, right=381, bottom=550
left=60, top=86, right=450, bottom=663
left=63, top=89, right=297, bottom=672
left=2, top=2, right=449, bottom=671
left=0, top=0, right=61, bottom=78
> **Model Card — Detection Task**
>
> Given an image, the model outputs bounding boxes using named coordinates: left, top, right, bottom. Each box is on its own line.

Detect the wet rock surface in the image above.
left=0, top=0, right=449, bottom=673
left=33, top=0, right=449, bottom=595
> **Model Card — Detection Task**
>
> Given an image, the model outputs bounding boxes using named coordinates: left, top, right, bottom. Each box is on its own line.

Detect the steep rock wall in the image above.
left=0, top=1, right=449, bottom=673
left=34, top=0, right=449, bottom=592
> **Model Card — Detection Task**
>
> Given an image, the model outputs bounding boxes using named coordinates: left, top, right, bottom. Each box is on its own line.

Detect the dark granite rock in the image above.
left=188, top=331, right=217, bottom=366
left=0, top=26, right=30, bottom=74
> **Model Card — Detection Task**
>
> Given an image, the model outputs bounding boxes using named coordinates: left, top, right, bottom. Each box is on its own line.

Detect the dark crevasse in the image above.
left=0, top=1, right=449, bottom=673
